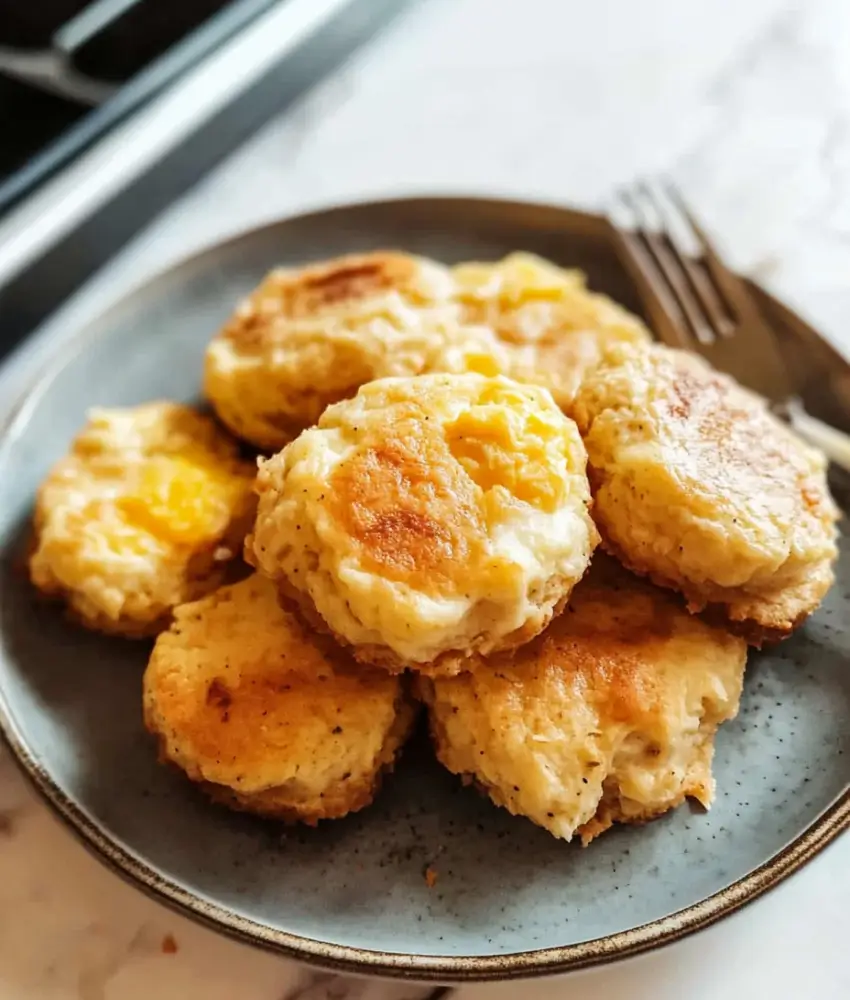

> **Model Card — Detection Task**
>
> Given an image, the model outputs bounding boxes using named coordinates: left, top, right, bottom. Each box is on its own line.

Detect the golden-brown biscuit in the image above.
left=570, top=343, right=839, bottom=643
left=419, top=556, right=747, bottom=844
left=452, top=252, right=651, bottom=408
left=204, top=251, right=507, bottom=450
left=144, top=574, right=416, bottom=823
left=29, top=402, right=256, bottom=637
left=247, top=373, right=599, bottom=675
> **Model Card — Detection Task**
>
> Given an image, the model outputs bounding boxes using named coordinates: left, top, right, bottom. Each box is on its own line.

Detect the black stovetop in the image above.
left=0, top=0, right=416, bottom=358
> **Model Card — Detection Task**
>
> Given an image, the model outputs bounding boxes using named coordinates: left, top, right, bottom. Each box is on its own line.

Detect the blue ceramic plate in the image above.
left=0, top=198, right=848, bottom=982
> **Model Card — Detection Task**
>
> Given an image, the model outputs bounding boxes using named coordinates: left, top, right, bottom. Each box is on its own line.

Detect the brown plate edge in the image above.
left=0, top=194, right=847, bottom=983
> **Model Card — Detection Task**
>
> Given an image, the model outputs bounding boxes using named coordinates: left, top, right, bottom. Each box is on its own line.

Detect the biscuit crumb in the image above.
left=143, top=573, right=417, bottom=824
left=420, top=554, right=746, bottom=844
left=203, top=251, right=486, bottom=450
left=424, top=865, right=438, bottom=888
left=27, top=401, right=257, bottom=638
left=571, top=343, right=838, bottom=640
left=452, top=252, right=650, bottom=408
left=249, top=372, right=598, bottom=675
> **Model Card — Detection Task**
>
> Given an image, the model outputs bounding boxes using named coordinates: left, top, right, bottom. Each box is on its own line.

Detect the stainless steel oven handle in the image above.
left=0, top=0, right=356, bottom=291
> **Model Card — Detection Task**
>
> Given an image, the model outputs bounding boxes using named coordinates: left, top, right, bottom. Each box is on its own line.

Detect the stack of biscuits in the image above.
left=28, top=251, right=838, bottom=845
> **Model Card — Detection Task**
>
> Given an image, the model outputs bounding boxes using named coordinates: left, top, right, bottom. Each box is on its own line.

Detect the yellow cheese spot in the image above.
left=446, top=397, right=567, bottom=513
left=77, top=499, right=161, bottom=558
left=454, top=253, right=583, bottom=308
left=460, top=350, right=503, bottom=377
left=119, top=455, right=247, bottom=545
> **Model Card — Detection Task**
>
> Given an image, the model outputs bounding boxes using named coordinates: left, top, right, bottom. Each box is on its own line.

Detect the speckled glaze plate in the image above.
left=0, top=198, right=848, bottom=982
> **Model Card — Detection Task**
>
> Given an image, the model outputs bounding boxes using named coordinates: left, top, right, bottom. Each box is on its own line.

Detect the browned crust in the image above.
left=29, top=562, right=171, bottom=639
left=201, top=773, right=381, bottom=824
left=576, top=793, right=693, bottom=846
left=697, top=602, right=810, bottom=648
left=150, top=688, right=418, bottom=824
left=418, top=673, right=705, bottom=849
left=595, top=532, right=829, bottom=647
left=577, top=351, right=838, bottom=646
left=32, top=549, right=252, bottom=639
left=328, top=428, right=489, bottom=595
left=274, top=574, right=576, bottom=678
left=220, top=252, right=428, bottom=350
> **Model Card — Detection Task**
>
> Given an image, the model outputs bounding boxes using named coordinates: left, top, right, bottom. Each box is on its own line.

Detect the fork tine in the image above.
left=621, top=185, right=715, bottom=346
left=644, top=180, right=736, bottom=339
left=610, top=194, right=693, bottom=349
left=662, top=180, right=760, bottom=323
left=662, top=180, right=718, bottom=255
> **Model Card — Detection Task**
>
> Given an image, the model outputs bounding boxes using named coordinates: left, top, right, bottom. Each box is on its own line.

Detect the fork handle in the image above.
left=785, top=404, right=850, bottom=475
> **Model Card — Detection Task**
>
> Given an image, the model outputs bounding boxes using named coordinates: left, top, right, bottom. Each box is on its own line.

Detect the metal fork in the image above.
left=609, top=180, right=850, bottom=473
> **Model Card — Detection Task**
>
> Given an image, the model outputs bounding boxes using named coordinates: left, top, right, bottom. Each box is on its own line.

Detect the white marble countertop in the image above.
left=3, top=0, right=850, bottom=997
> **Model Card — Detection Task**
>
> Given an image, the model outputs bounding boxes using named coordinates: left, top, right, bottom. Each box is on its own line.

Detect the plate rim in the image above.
left=1, top=194, right=848, bottom=982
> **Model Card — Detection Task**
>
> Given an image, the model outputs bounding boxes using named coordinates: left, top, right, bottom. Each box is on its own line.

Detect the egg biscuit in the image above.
left=144, top=574, right=416, bottom=822
left=248, top=373, right=599, bottom=675
left=29, top=402, right=256, bottom=637
left=452, top=252, right=651, bottom=407
left=204, top=251, right=507, bottom=450
left=419, top=556, right=747, bottom=844
left=570, top=344, right=838, bottom=643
